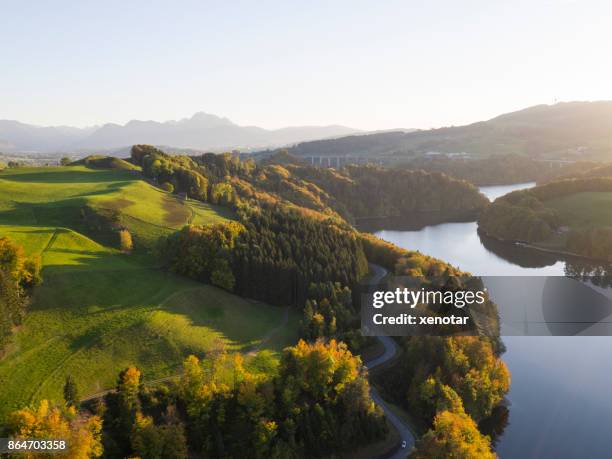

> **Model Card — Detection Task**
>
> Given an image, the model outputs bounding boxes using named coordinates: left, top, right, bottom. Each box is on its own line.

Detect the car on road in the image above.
left=401, top=440, right=407, bottom=449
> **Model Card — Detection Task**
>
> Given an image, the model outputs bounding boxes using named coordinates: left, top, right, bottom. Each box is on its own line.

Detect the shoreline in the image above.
left=478, top=229, right=609, bottom=264
left=356, top=212, right=479, bottom=232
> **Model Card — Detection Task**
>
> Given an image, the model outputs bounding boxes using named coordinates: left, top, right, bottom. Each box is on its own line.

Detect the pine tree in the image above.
left=63, top=375, right=79, bottom=408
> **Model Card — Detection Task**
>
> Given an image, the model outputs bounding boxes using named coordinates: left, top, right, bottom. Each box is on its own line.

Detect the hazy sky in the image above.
left=2, top=0, right=611, bottom=130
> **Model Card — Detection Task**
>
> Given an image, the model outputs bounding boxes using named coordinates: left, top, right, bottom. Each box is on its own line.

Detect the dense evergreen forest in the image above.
left=158, top=206, right=368, bottom=307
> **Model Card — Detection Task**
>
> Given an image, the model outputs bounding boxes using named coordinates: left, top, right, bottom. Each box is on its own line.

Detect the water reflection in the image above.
left=479, top=405, right=510, bottom=447
left=357, top=213, right=475, bottom=232
left=477, top=230, right=560, bottom=268
left=374, top=182, right=612, bottom=458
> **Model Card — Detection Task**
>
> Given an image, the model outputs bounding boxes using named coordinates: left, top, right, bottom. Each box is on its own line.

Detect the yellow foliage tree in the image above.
left=0, top=236, right=42, bottom=288
left=410, top=410, right=495, bottom=459
left=8, top=400, right=103, bottom=459
left=119, top=229, right=133, bottom=253
left=281, top=339, right=361, bottom=401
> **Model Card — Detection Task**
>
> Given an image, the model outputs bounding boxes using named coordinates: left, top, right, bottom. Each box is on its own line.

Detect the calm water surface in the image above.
left=375, top=183, right=612, bottom=458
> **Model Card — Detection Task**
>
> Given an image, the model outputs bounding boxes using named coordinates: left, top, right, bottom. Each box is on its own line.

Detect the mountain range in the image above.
left=0, top=112, right=359, bottom=154
left=6, top=101, right=612, bottom=160
left=286, top=101, right=612, bottom=160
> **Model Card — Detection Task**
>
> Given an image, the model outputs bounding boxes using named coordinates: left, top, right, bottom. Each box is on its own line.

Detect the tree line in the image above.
left=289, top=161, right=489, bottom=222
left=131, top=146, right=489, bottom=226
left=374, top=336, right=509, bottom=458
left=405, top=154, right=542, bottom=186
left=479, top=177, right=612, bottom=259
left=6, top=340, right=387, bottom=458
left=158, top=204, right=368, bottom=307
left=0, top=237, right=42, bottom=353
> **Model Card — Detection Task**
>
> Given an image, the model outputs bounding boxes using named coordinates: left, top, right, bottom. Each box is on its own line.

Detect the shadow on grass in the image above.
left=35, top=250, right=268, bottom=352
left=0, top=168, right=135, bottom=184
left=10, top=228, right=59, bottom=234
left=0, top=198, right=122, bottom=248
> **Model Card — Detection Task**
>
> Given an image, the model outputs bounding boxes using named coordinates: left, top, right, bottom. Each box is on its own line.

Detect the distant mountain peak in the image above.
left=0, top=112, right=359, bottom=153
left=184, top=112, right=235, bottom=128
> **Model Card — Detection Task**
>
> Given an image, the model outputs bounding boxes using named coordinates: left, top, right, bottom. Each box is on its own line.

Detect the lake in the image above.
left=375, top=183, right=612, bottom=458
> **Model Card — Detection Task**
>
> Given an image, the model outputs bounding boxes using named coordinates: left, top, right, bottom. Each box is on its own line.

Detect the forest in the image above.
left=158, top=206, right=368, bottom=307
left=287, top=160, right=489, bottom=221
left=131, top=146, right=489, bottom=225
left=405, top=154, right=542, bottom=186
left=137, top=145, right=508, bottom=457
left=0, top=146, right=511, bottom=458
left=5, top=341, right=387, bottom=459
left=479, top=176, right=612, bottom=260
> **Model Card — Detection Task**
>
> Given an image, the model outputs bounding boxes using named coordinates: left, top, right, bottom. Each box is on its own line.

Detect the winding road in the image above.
left=363, top=264, right=416, bottom=458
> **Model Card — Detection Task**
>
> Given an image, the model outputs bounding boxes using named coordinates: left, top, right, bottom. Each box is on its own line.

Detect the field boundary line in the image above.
left=42, top=229, right=60, bottom=253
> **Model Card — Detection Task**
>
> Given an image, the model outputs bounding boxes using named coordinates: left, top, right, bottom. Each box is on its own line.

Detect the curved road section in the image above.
left=364, top=264, right=416, bottom=458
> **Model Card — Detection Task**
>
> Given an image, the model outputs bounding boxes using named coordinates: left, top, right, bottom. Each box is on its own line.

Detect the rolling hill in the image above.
left=0, top=165, right=298, bottom=420
left=286, top=101, right=612, bottom=160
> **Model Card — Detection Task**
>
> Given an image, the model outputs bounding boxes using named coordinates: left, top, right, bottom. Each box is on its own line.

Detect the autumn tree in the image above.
left=119, top=229, right=133, bottom=253
left=0, top=237, right=42, bottom=352
left=130, top=412, right=188, bottom=459
left=275, top=339, right=386, bottom=456
left=0, top=236, right=42, bottom=289
left=173, top=341, right=385, bottom=458
left=131, top=145, right=209, bottom=200
left=410, top=410, right=495, bottom=459
left=102, top=366, right=142, bottom=456
left=210, top=181, right=237, bottom=206
left=396, top=337, right=510, bottom=422
left=300, top=282, right=356, bottom=345
left=159, top=221, right=245, bottom=291
left=8, top=400, right=103, bottom=459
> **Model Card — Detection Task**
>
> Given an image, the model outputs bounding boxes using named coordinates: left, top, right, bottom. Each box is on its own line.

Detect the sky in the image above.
left=2, top=0, right=612, bottom=131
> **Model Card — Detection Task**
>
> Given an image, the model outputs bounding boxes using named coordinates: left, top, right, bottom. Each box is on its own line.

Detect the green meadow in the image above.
left=545, top=191, right=612, bottom=229
left=0, top=165, right=236, bottom=248
left=0, top=166, right=298, bottom=420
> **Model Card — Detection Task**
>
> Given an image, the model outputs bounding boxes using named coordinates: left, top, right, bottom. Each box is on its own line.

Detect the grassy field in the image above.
left=0, top=166, right=298, bottom=421
left=545, top=191, right=612, bottom=229
left=529, top=192, right=612, bottom=250
left=0, top=166, right=236, bottom=249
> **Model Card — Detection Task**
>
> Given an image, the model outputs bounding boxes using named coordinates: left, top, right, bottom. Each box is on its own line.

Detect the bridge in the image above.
left=304, top=155, right=579, bottom=170
left=533, top=159, right=578, bottom=168
left=303, top=155, right=383, bottom=168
